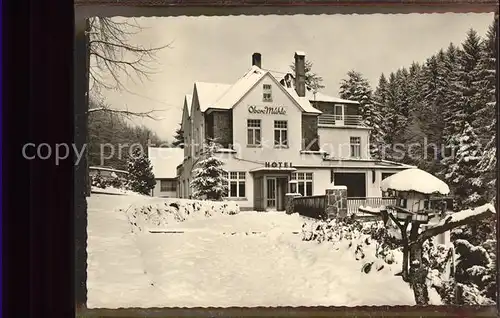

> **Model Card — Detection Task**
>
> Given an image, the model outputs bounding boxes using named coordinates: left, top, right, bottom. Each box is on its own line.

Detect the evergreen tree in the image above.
left=373, top=73, right=390, bottom=154
left=339, top=70, right=384, bottom=159
left=473, top=20, right=497, bottom=203
left=416, top=52, right=449, bottom=170
left=172, top=123, right=184, bottom=148
left=473, top=20, right=497, bottom=146
left=444, top=122, right=484, bottom=208
left=290, top=59, right=325, bottom=92
left=440, top=43, right=464, bottom=178
left=379, top=72, right=400, bottom=161
left=404, top=62, right=429, bottom=167
left=457, top=29, right=484, bottom=124
left=126, top=147, right=156, bottom=195
left=190, top=140, right=228, bottom=201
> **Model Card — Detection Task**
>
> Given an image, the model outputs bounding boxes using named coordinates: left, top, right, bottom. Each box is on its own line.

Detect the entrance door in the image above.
left=334, top=104, right=344, bottom=126
left=266, top=177, right=277, bottom=210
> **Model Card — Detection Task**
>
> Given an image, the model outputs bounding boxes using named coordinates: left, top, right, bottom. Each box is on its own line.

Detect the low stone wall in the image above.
left=286, top=185, right=349, bottom=221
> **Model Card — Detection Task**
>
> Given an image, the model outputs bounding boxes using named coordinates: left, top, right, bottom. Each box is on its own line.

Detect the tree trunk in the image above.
left=402, top=243, right=409, bottom=282
left=409, top=222, right=429, bottom=305
left=409, top=242, right=429, bottom=305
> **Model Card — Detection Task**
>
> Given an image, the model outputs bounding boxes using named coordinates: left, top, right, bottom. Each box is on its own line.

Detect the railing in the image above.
left=347, top=197, right=397, bottom=215
left=293, top=195, right=327, bottom=220
left=318, top=114, right=364, bottom=127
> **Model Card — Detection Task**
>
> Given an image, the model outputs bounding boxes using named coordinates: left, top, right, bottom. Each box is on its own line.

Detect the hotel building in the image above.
left=177, top=52, right=414, bottom=211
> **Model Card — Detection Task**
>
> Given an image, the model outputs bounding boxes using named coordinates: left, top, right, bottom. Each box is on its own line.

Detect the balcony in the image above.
left=318, top=114, right=364, bottom=127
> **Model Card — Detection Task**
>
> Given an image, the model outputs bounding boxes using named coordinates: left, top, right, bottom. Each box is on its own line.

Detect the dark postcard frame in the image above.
left=72, top=1, right=499, bottom=317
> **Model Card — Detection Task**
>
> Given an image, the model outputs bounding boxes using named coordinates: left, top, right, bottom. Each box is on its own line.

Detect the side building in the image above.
left=178, top=52, right=414, bottom=210
left=148, top=147, right=185, bottom=198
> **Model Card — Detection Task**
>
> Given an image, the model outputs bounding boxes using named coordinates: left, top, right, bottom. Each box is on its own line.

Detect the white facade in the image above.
left=178, top=52, right=415, bottom=210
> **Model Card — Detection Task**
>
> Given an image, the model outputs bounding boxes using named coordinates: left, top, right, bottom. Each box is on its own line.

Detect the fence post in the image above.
left=325, top=185, right=348, bottom=219
left=285, top=192, right=302, bottom=215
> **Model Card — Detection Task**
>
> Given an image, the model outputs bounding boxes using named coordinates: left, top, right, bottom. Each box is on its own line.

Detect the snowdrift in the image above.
left=125, top=197, right=240, bottom=232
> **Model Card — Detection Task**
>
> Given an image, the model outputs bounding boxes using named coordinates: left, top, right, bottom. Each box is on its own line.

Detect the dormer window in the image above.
left=263, top=84, right=272, bottom=102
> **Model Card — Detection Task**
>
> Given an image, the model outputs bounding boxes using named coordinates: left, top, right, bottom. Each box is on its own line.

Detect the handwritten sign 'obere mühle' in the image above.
left=248, top=105, right=286, bottom=115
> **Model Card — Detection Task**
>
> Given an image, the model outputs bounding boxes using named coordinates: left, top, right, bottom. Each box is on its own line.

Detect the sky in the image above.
left=98, top=13, right=494, bottom=141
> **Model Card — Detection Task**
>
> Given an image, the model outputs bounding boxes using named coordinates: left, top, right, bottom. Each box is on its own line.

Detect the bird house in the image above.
left=380, top=168, right=451, bottom=224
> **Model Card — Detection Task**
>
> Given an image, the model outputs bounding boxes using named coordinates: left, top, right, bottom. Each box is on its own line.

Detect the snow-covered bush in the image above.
left=126, top=198, right=239, bottom=232
left=301, top=216, right=401, bottom=275
left=91, top=173, right=109, bottom=189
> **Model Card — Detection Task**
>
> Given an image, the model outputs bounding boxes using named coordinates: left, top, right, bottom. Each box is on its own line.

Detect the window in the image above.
left=291, top=172, right=313, bottom=196
left=274, top=120, right=288, bottom=148
left=247, top=119, right=262, bottom=146
left=160, top=180, right=176, bottom=192
left=350, top=137, right=361, bottom=158
left=423, top=200, right=430, bottom=210
left=223, top=171, right=246, bottom=198
left=263, top=84, right=272, bottom=102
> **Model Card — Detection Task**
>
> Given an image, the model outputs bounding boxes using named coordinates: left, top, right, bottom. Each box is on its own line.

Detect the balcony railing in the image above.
left=347, top=197, right=397, bottom=215
left=318, top=114, right=364, bottom=127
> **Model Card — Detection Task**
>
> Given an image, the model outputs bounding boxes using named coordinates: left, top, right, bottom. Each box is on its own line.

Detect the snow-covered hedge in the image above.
left=301, top=215, right=452, bottom=305
left=125, top=198, right=240, bottom=232
left=301, top=216, right=401, bottom=276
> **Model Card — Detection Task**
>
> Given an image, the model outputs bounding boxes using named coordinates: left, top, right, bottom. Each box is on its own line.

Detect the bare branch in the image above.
left=88, top=101, right=167, bottom=121
left=88, top=17, right=173, bottom=93
left=411, top=203, right=496, bottom=246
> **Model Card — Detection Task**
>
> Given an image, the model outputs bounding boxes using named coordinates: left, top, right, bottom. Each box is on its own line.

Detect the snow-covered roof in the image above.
left=148, top=147, right=184, bottom=179
left=194, top=66, right=321, bottom=114
left=306, top=90, right=359, bottom=105
left=380, top=168, right=450, bottom=195
left=274, top=72, right=358, bottom=105
left=184, top=94, right=192, bottom=117
left=194, top=82, right=231, bottom=112
left=212, top=66, right=268, bottom=110
left=89, top=166, right=129, bottom=174
left=295, top=51, right=306, bottom=56
left=283, top=86, right=322, bottom=114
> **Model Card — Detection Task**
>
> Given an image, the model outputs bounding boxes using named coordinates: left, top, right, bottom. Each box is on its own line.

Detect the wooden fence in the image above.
left=293, top=195, right=327, bottom=220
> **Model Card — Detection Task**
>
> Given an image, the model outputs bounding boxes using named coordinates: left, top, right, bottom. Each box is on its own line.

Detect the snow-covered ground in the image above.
left=87, top=193, right=417, bottom=308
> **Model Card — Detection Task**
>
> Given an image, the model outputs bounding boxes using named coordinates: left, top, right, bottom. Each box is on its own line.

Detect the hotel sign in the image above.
left=265, top=161, right=293, bottom=168
left=248, top=105, right=286, bottom=115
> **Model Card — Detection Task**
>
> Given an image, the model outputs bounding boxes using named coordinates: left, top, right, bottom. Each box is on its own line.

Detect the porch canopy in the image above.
left=249, top=167, right=297, bottom=174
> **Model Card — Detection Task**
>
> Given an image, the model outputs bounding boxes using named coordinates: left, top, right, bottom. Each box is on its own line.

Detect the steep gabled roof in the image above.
left=212, top=65, right=268, bottom=110
left=194, top=82, right=232, bottom=112
left=196, top=66, right=321, bottom=114
left=184, top=94, right=193, bottom=117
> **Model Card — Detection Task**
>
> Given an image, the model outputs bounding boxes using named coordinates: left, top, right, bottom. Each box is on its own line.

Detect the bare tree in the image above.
left=87, top=17, right=172, bottom=95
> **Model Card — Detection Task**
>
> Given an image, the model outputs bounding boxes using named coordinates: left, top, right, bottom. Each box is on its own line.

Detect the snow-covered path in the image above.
left=135, top=212, right=415, bottom=307
left=87, top=193, right=163, bottom=308
left=87, top=194, right=416, bottom=308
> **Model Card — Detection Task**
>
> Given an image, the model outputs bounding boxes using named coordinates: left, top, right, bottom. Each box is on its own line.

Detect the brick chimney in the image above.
left=294, top=51, right=306, bottom=97
left=252, top=52, right=262, bottom=68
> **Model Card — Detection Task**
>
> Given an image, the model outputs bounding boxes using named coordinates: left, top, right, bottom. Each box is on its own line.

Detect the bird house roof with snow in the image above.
left=380, top=168, right=450, bottom=196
